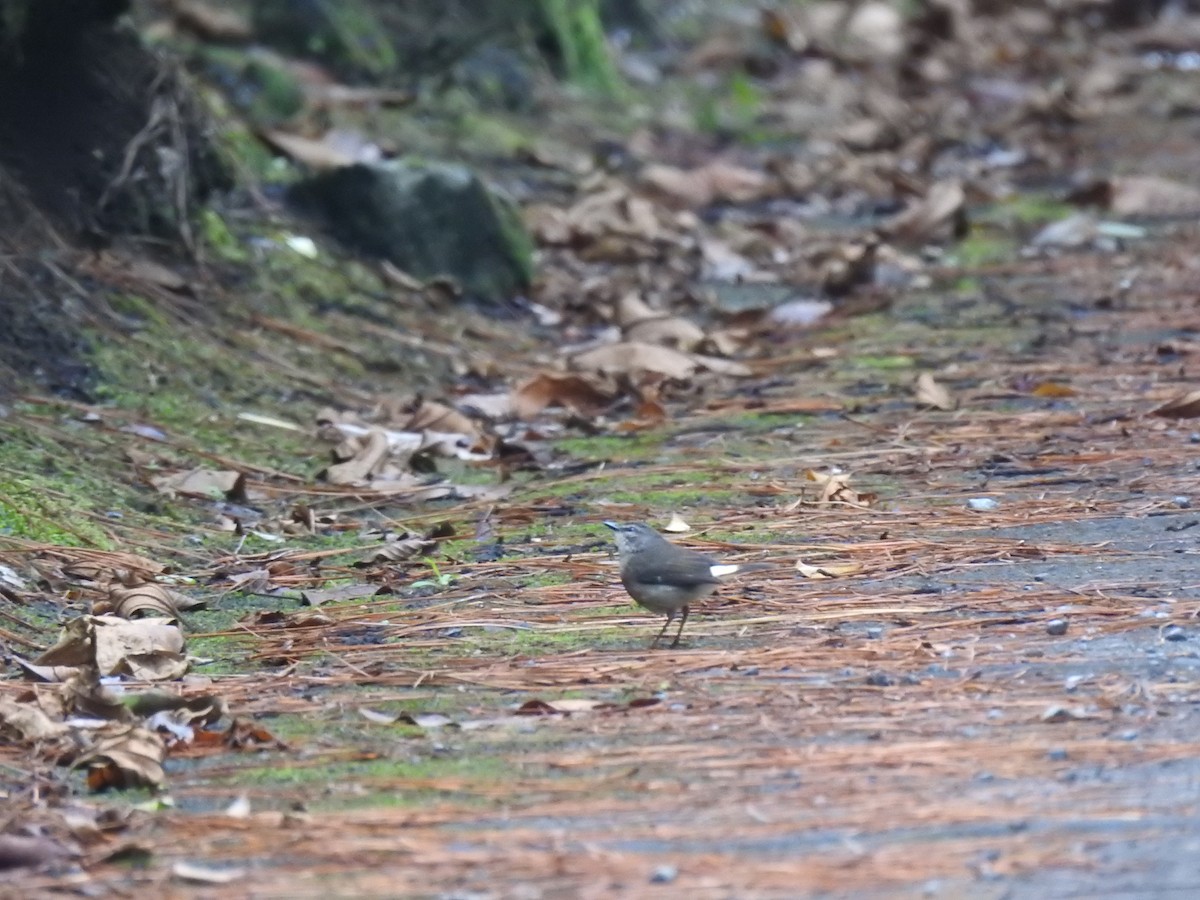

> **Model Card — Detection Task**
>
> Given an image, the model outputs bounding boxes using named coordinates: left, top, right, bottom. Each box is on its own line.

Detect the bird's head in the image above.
left=603, top=520, right=664, bottom=555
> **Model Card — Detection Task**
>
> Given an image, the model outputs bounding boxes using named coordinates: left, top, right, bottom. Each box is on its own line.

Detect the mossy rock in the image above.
left=288, top=160, right=534, bottom=304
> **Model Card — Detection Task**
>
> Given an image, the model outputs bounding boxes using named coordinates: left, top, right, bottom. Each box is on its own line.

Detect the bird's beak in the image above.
left=602, top=521, right=621, bottom=531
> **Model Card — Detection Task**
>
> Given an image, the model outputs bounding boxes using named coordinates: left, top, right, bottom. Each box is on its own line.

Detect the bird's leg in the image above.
left=669, top=606, right=689, bottom=648
left=650, top=612, right=674, bottom=649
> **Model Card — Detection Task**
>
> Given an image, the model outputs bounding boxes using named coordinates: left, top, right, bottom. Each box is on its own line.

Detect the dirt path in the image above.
left=10, top=216, right=1199, bottom=897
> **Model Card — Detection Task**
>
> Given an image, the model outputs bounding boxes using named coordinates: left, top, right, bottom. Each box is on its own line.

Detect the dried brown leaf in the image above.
left=12, top=657, right=82, bottom=683
left=614, top=292, right=659, bottom=326
left=360, top=537, right=438, bottom=565
left=37, top=616, right=187, bottom=680
left=914, top=373, right=956, bottom=411
left=571, top=341, right=698, bottom=379
left=641, top=161, right=771, bottom=208
left=625, top=316, right=707, bottom=351
left=80, top=725, right=166, bottom=791
left=1031, top=382, right=1077, bottom=398
left=795, top=560, right=865, bottom=579
left=323, top=429, right=391, bottom=485
left=150, top=467, right=247, bottom=502
left=101, top=584, right=185, bottom=619
left=1151, top=390, right=1200, bottom=419
left=512, top=373, right=614, bottom=420
left=0, top=697, right=70, bottom=741
left=457, top=392, right=514, bottom=421
left=1098, top=176, right=1200, bottom=217
left=258, top=129, right=366, bottom=170
left=882, top=180, right=966, bottom=244
left=663, top=514, right=691, bottom=533
left=802, top=469, right=873, bottom=508
left=399, top=399, right=481, bottom=441
left=300, top=584, right=381, bottom=606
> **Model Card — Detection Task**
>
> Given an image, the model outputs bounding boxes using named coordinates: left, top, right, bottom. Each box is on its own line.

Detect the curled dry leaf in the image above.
left=764, top=1, right=904, bottom=61
left=79, top=725, right=166, bottom=791
left=0, top=697, right=70, bottom=741
left=12, top=657, right=82, bottom=683
left=323, top=428, right=391, bottom=485
left=615, top=292, right=658, bottom=326
left=640, top=160, right=771, bottom=208
left=398, top=399, right=481, bottom=442
left=300, top=584, right=380, bottom=606
left=359, top=535, right=438, bottom=565
left=456, top=392, right=514, bottom=421
left=1072, top=175, right=1200, bottom=218
left=36, top=616, right=187, bottom=681
left=150, top=467, right=247, bottom=502
left=795, top=560, right=865, bottom=579
left=881, top=180, right=966, bottom=244
left=571, top=341, right=698, bottom=379
left=616, top=388, right=668, bottom=432
left=100, top=584, right=194, bottom=619
left=800, top=469, right=875, bottom=509
left=512, top=373, right=614, bottom=420
left=258, top=128, right=371, bottom=170
left=571, top=342, right=752, bottom=379
left=663, top=514, right=691, bottom=533
left=327, top=421, right=490, bottom=464
left=624, top=316, right=706, bottom=351
left=242, top=610, right=336, bottom=628
left=914, top=373, right=956, bottom=411
left=35, top=548, right=166, bottom=586
left=1151, top=390, right=1200, bottom=419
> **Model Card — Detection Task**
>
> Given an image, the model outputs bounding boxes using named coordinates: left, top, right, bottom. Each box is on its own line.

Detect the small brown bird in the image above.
left=604, top=521, right=770, bottom=648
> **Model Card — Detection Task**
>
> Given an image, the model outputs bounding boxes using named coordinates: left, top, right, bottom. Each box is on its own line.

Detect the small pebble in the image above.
left=1191, top=432, right=1200, bottom=444
left=967, top=497, right=1000, bottom=511
left=650, top=865, right=678, bottom=884
left=1045, top=618, right=1069, bottom=636
left=865, top=672, right=894, bottom=687
left=1046, top=748, right=1069, bottom=761
left=1116, top=729, right=1140, bottom=741
left=865, top=626, right=884, bottom=639
left=1173, top=496, right=1192, bottom=508
left=1164, top=625, right=1187, bottom=642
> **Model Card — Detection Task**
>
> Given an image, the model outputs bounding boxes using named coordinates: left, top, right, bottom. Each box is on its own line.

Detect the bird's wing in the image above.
left=636, top=553, right=720, bottom=586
